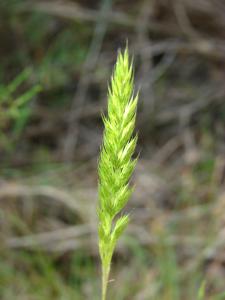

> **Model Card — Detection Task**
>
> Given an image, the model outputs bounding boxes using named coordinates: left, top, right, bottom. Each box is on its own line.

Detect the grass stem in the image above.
left=102, top=264, right=110, bottom=300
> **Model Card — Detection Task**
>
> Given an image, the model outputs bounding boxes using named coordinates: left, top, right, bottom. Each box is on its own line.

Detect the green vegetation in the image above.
left=98, top=48, right=138, bottom=300
left=0, top=68, right=41, bottom=151
left=1, top=0, right=225, bottom=299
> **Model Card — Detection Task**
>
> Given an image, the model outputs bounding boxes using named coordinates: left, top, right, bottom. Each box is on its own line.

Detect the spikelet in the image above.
left=98, top=47, right=138, bottom=300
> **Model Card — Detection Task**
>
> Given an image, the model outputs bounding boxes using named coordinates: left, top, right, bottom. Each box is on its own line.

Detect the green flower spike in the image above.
left=98, top=47, right=139, bottom=300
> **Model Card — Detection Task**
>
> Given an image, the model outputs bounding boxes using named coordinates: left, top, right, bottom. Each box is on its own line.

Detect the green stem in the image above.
left=102, top=263, right=110, bottom=300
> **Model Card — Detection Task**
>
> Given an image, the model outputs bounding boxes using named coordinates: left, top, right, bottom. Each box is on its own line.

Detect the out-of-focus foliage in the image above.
left=0, top=69, right=41, bottom=151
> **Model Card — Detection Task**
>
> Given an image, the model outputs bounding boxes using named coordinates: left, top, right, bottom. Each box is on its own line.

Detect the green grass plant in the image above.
left=98, top=47, right=139, bottom=300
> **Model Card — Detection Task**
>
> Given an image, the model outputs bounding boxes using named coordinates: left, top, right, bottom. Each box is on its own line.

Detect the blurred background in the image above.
left=1, top=0, right=225, bottom=299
